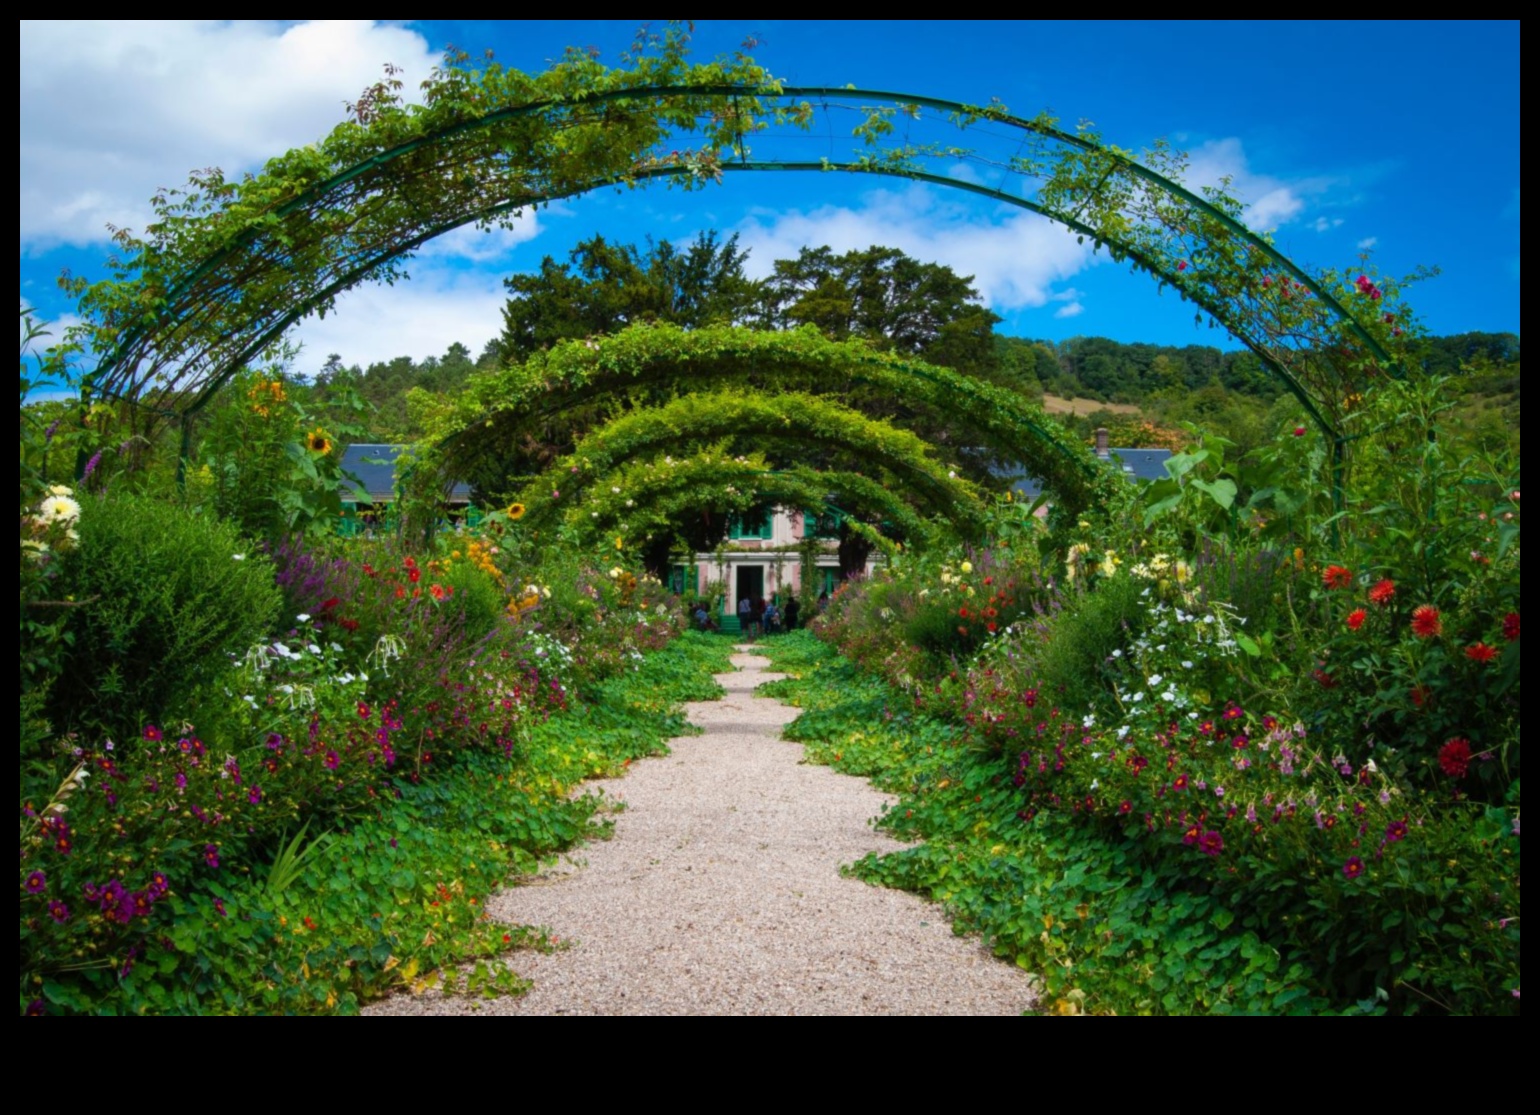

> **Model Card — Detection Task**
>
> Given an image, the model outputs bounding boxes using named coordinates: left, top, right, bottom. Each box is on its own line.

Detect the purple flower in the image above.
left=204, top=844, right=221, bottom=870
left=82, top=450, right=103, bottom=480
left=1386, top=821, right=1409, bottom=843
left=266, top=733, right=285, bottom=751
left=147, top=873, right=170, bottom=900
left=1245, top=804, right=1258, bottom=824
left=25, top=871, right=47, bottom=895
left=25, top=1000, right=45, bottom=1017
left=214, top=898, right=228, bottom=918
left=324, top=751, right=340, bottom=771
left=1342, top=857, right=1366, bottom=881
left=48, top=900, right=71, bottom=924
left=143, top=725, right=163, bottom=743
left=175, top=773, right=188, bottom=791
left=97, top=880, right=125, bottom=911
left=1199, top=831, right=1225, bottom=857
left=248, top=786, right=263, bottom=806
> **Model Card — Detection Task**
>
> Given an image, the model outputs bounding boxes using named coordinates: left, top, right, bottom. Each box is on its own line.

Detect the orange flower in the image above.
left=1411, top=605, right=1443, bottom=639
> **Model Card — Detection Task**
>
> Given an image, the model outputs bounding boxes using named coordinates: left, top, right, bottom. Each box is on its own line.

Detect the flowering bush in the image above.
left=48, top=493, right=283, bottom=740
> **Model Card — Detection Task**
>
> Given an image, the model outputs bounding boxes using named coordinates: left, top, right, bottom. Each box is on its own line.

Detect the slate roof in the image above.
left=341, top=445, right=472, bottom=504
left=1006, top=447, right=1173, bottom=502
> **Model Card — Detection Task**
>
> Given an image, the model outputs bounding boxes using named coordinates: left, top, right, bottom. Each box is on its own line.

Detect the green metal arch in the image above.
left=435, top=322, right=1113, bottom=515
left=85, top=79, right=1398, bottom=466
left=514, top=391, right=990, bottom=540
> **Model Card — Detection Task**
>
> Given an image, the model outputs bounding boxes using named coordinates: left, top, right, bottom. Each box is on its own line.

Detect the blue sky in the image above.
left=19, top=20, right=1520, bottom=378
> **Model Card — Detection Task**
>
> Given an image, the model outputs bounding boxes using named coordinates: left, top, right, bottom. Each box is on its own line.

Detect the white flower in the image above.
left=1083, top=714, right=1096, bottom=728
left=38, top=494, right=81, bottom=525
left=1148, top=674, right=1164, bottom=687
left=1111, top=649, right=1122, bottom=659
left=74, top=769, right=89, bottom=785
left=1090, top=780, right=1100, bottom=792
left=232, top=553, right=247, bottom=562
left=1182, top=661, right=1194, bottom=670
left=48, top=484, right=73, bottom=498
left=295, top=614, right=312, bottom=624
left=1117, top=726, right=1130, bottom=740
left=1131, top=693, right=1146, bottom=704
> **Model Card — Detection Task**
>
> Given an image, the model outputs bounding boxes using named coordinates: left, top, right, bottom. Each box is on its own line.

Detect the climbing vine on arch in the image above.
left=504, top=391, right=990, bottom=543
left=424, top=322, right=1115, bottom=517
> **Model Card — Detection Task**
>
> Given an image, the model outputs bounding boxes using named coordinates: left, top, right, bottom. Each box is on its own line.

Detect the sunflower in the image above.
left=505, top=502, right=527, bottom=521
left=305, top=428, right=333, bottom=456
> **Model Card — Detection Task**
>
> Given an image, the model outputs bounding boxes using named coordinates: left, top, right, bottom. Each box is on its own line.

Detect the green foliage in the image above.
left=21, top=617, right=728, bottom=1015
left=187, top=369, right=367, bottom=542
left=48, top=494, right=281, bottom=738
left=430, top=322, right=1107, bottom=521
left=760, top=635, right=1338, bottom=1016
left=498, top=231, right=761, bottom=364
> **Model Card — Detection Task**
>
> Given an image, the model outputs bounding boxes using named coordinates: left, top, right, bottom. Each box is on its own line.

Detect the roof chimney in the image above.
left=1094, top=427, right=1110, bottom=460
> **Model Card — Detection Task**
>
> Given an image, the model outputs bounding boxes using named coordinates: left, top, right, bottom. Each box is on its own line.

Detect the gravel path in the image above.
left=365, top=647, right=1034, bottom=1016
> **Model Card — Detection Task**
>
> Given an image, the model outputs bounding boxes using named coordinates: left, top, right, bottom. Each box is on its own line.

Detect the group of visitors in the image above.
left=735, top=593, right=805, bottom=641
left=692, top=588, right=831, bottom=638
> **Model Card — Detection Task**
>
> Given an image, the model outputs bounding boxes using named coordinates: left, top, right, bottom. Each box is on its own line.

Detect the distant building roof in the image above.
left=341, top=445, right=473, bottom=504
left=1108, top=448, right=1174, bottom=483
left=1006, top=446, right=1173, bottom=503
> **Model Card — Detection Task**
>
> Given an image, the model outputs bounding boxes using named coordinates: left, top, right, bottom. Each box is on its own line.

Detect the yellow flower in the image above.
left=305, top=428, right=333, bottom=456
left=506, top=503, right=526, bottom=521
left=960, top=561, right=974, bottom=575
left=615, top=537, right=625, bottom=551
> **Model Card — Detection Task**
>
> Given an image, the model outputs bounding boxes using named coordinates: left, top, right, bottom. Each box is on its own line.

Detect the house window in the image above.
left=806, top=508, right=842, bottom=540
left=730, top=508, right=774, bottom=540
left=668, top=564, right=693, bottom=595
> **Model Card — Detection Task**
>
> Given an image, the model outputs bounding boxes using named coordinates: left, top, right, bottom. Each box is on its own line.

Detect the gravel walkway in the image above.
left=365, top=647, right=1034, bottom=1016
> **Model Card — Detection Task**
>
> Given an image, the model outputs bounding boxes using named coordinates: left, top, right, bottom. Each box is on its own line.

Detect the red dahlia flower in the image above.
left=1439, top=738, right=1473, bottom=779
left=1411, top=605, right=1443, bottom=639
left=1346, top=609, right=1368, bottom=632
left=1466, top=643, right=1498, bottom=664
left=1504, top=613, right=1520, bottom=642
left=1368, top=579, right=1397, bottom=607
left=1322, top=565, right=1354, bottom=591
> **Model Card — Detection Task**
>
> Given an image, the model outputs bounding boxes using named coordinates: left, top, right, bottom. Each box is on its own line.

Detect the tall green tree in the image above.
left=760, top=245, right=1002, bottom=379
left=496, top=231, right=761, bottom=362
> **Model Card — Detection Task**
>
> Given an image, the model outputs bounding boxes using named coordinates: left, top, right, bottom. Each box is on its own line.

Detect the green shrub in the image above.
left=1032, top=574, right=1146, bottom=713
left=50, top=494, right=282, bottom=738
left=441, top=561, right=506, bottom=642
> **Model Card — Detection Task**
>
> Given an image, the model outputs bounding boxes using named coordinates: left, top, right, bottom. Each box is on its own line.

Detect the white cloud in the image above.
left=1053, top=301, right=1084, bottom=319
left=287, top=265, right=507, bottom=370
left=1356, top=237, right=1379, bottom=250
left=736, top=184, right=1095, bottom=313
left=1177, top=138, right=1334, bottom=232
left=1309, top=217, right=1344, bottom=233
left=20, top=20, right=439, bottom=248
left=418, top=214, right=545, bottom=263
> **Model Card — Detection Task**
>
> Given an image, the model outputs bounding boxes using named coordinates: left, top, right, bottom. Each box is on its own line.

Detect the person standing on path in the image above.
left=738, top=594, right=754, bottom=641
left=784, top=595, right=800, bottom=631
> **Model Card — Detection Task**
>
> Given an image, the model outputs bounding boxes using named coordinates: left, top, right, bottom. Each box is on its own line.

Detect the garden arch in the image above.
left=431, top=323, right=1112, bottom=516
left=70, top=34, right=1411, bottom=507
left=552, top=455, right=937, bottom=553
left=512, top=392, right=990, bottom=541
